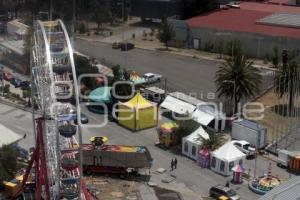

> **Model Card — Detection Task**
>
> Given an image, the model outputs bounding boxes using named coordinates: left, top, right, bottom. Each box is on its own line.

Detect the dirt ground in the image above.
left=246, top=89, right=300, bottom=143
left=85, top=175, right=142, bottom=200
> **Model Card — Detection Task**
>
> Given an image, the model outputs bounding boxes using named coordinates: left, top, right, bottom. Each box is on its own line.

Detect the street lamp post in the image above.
left=223, top=80, right=236, bottom=115
left=0, top=66, right=3, bottom=97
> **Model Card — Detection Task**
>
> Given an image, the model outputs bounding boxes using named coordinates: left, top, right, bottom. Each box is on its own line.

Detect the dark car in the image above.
left=10, top=78, right=22, bottom=88
left=209, top=185, right=240, bottom=200
left=69, top=109, right=89, bottom=124
left=112, top=41, right=121, bottom=49
left=120, top=42, right=134, bottom=51
left=74, top=113, right=89, bottom=124
left=20, top=81, right=31, bottom=90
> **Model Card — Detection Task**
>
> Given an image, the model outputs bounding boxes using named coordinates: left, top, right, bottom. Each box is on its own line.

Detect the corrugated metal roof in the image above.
left=234, top=119, right=265, bottom=131
left=259, top=176, right=300, bottom=200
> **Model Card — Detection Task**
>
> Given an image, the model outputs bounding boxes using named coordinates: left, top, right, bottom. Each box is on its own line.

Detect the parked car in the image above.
left=142, top=73, right=162, bottom=84
left=209, top=185, right=240, bottom=200
left=69, top=109, right=89, bottom=124
left=20, top=81, right=31, bottom=90
left=10, top=78, right=22, bottom=88
left=3, top=71, right=13, bottom=81
left=231, top=140, right=256, bottom=157
left=120, top=42, right=134, bottom=51
left=112, top=41, right=121, bottom=49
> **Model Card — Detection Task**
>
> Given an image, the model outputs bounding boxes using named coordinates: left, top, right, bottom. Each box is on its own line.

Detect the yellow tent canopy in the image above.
left=118, top=92, right=158, bottom=131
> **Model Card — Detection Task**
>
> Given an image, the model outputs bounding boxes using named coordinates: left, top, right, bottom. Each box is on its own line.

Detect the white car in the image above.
left=231, top=140, right=256, bottom=157
left=142, top=73, right=162, bottom=84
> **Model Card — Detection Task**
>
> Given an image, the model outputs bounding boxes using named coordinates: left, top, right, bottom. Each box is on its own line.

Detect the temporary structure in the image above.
left=232, top=164, right=245, bottom=184
left=130, top=71, right=146, bottom=85
left=118, top=92, right=158, bottom=131
left=88, top=87, right=112, bottom=104
left=210, top=142, right=246, bottom=176
left=197, top=149, right=210, bottom=168
left=182, top=126, right=209, bottom=160
left=157, top=122, right=178, bottom=147
left=0, top=124, right=23, bottom=148
left=192, top=104, right=226, bottom=132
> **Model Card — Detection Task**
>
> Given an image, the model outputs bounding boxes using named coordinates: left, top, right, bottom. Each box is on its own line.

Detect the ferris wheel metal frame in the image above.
left=15, top=19, right=86, bottom=200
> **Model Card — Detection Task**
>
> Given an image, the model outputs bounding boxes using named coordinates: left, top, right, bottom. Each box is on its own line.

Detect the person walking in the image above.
left=174, top=158, right=177, bottom=169
left=225, top=180, right=230, bottom=187
left=171, top=159, right=174, bottom=171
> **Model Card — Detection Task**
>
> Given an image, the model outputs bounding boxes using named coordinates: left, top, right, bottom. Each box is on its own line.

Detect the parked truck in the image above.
left=277, top=149, right=300, bottom=173
left=231, top=119, right=267, bottom=149
left=81, top=144, right=153, bottom=175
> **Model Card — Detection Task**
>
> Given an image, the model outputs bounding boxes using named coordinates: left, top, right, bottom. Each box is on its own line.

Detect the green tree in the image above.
left=0, top=145, right=18, bottom=183
left=23, top=26, right=33, bottom=75
left=157, top=19, right=176, bottom=50
left=270, top=46, right=279, bottom=68
left=200, top=132, right=225, bottom=151
left=111, top=65, right=132, bottom=102
left=215, top=54, right=262, bottom=114
left=3, top=84, right=10, bottom=94
left=275, top=50, right=299, bottom=115
left=74, top=54, right=98, bottom=91
left=173, top=114, right=199, bottom=144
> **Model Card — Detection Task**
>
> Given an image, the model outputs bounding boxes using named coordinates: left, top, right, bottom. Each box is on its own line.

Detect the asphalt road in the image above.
left=0, top=102, right=293, bottom=200
left=74, top=39, right=220, bottom=101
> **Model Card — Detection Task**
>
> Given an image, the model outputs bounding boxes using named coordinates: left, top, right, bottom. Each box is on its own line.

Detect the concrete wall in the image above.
left=188, top=27, right=300, bottom=59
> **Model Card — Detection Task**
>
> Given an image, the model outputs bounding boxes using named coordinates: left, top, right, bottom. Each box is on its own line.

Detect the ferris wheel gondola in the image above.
left=30, top=19, right=85, bottom=199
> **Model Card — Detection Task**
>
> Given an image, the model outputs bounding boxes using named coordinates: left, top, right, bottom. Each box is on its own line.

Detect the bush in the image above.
left=78, top=22, right=87, bottom=34
left=214, top=39, right=224, bottom=58
left=149, top=28, right=155, bottom=37
left=3, top=84, right=10, bottom=94
left=204, top=40, right=214, bottom=52
left=226, top=38, right=243, bottom=57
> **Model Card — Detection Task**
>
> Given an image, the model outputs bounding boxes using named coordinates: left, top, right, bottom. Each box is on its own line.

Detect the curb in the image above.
left=0, top=98, right=32, bottom=113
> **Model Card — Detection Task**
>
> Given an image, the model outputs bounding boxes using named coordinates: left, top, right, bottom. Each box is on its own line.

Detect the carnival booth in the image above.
left=157, top=122, right=178, bottom=147
left=88, top=87, right=113, bottom=113
left=130, top=71, right=146, bottom=85
left=197, top=149, right=210, bottom=168
left=210, top=142, right=246, bottom=176
left=232, top=164, right=245, bottom=184
left=182, top=126, right=209, bottom=160
left=118, top=92, right=158, bottom=131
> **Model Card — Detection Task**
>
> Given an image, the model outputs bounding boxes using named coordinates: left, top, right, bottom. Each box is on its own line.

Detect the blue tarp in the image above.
left=88, top=87, right=112, bottom=103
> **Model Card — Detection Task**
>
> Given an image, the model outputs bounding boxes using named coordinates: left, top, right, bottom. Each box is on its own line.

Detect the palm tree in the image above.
left=215, top=54, right=262, bottom=114
left=200, top=132, right=225, bottom=151
left=275, top=51, right=300, bottom=116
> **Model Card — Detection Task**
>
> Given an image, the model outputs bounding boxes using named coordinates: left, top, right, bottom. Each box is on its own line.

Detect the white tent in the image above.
left=182, top=126, right=210, bottom=160
left=0, top=124, right=23, bottom=148
left=192, top=104, right=226, bottom=132
left=160, top=95, right=196, bottom=115
left=210, top=142, right=246, bottom=176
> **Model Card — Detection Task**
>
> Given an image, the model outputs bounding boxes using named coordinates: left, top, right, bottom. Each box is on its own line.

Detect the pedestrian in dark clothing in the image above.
left=225, top=180, right=230, bottom=187
left=174, top=158, right=177, bottom=169
left=171, top=159, right=174, bottom=171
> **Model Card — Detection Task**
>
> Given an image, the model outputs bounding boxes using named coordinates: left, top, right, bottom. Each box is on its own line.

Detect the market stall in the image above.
left=210, top=142, right=246, bottom=176
left=182, top=126, right=209, bottom=160
left=232, top=164, right=245, bottom=184
left=118, top=92, right=158, bottom=131
left=197, top=149, right=210, bottom=168
left=157, top=122, right=178, bottom=147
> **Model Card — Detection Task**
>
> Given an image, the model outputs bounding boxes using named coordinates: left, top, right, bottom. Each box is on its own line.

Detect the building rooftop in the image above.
left=187, top=2, right=300, bottom=39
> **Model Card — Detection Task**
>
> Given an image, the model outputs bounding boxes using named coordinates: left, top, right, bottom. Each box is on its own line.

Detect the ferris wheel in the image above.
left=29, top=19, right=85, bottom=199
